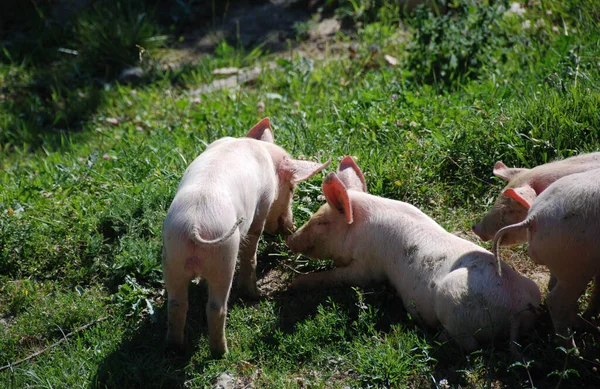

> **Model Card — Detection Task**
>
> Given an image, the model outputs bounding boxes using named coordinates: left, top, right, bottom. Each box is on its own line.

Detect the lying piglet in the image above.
left=472, top=152, right=600, bottom=244
left=163, top=118, right=330, bottom=357
left=493, top=169, right=600, bottom=351
left=287, top=156, right=541, bottom=354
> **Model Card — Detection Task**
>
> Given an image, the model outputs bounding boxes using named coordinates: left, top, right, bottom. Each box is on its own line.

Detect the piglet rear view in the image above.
left=287, top=157, right=541, bottom=354
left=493, top=168, right=600, bottom=351
left=162, top=118, right=330, bottom=357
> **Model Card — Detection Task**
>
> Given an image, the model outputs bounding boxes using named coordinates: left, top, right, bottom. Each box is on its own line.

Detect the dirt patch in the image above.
left=257, top=265, right=294, bottom=297
left=503, top=249, right=552, bottom=293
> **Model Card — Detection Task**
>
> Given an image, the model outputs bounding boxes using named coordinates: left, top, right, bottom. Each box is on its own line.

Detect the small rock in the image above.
left=384, top=54, right=398, bottom=66
left=313, top=18, right=341, bottom=38
left=106, top=118, right=119, bottom=126
left=119, top=67, right=145, bottom=84
left=214, top=373, right=235, bottom=389
left=265, top=93, right=282, bottom=100
left=212, top=67, right=239, bottom=76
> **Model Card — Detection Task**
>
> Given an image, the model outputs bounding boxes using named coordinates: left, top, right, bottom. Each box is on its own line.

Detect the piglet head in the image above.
left=472, top=195, right=530, bottom=243
left=245, top=117, right=330, bottom=235
left=472, top=161, right=532, bottom=243
left=287, top=156, right=366, bottom=264
left=265, top=156, right=331, bottom=235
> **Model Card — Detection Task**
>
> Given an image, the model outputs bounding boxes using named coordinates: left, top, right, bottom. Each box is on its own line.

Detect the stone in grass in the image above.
left=119, top=67, right=145, bottom=84
left=213, top=373, right=235, bottom=389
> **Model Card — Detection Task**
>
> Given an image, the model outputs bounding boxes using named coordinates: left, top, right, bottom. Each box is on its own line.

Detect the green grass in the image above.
left=2, top=0, right=600, bottom=387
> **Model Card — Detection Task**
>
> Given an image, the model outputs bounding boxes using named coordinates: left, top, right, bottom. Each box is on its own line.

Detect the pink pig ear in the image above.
left=284, top=158, right=331, bottom=185
left=502, top=186, right=536, bottom=209
left=322, top=173, right=353, bottom=224
left=246, top=117, right=274, bottom=143
left=493, top=161, right=529, bottom=182
left=337, top=156, right=367, bottom=192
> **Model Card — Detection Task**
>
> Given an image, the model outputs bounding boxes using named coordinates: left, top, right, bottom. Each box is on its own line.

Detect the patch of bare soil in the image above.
left=257, top=264, right=294, bottom=297
left=503, top=249, right=552, bottom=293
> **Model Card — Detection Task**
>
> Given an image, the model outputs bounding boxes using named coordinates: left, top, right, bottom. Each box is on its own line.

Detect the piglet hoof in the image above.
left=209, top=341, right=228, bottom=359
left=245, top=286, right=261, bottom=301
left=164, top=341, right=185, bottom=358
left=239, top=283, right=260, bottom=301
left=289, top=275, right=312, bottom=290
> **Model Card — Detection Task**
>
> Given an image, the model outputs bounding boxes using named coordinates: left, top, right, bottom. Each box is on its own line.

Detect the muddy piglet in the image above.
left=162, top=118, right=330, bottom=357
left=472, top=152, right=600, bottom=244
left=494, top=169, right=600, bottom=351
left=287, top=157, right=541, bottom=354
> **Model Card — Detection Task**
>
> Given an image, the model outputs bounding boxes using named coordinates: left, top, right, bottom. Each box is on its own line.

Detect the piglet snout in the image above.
left=278, top=217, right=295, bottom=236
left=286, top=234, right=294, bottom=249
left=471, top=224, right=491, bottom=241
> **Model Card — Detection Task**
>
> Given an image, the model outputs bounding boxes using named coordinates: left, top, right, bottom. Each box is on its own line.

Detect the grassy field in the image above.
left=1, top=0, right=600, bottom=387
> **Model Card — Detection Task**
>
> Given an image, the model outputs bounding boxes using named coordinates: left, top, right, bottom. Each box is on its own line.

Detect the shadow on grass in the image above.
left=1, top=0, right=162, bottom=152
left=429, top=302, right=600, bottom=388
left=0, top=0, right=314, bottom=154
left=89, top=243, right=600, bottom=388
left=90, top=281, right=208, bottom=388
left=171, top=0, right=313, bottom=55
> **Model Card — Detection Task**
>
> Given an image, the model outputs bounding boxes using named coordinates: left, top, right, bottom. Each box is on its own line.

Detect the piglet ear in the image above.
left=285, top=158, right=331, bottom=185
left=246, top=117, right=274, bottom=143
left=322, top=172, right=353, bottom=224
left=337, top=156, right=367, bottom=192
left=502, top=186, right=536, bottom=209
left=493, top=161, right=528, bottom=182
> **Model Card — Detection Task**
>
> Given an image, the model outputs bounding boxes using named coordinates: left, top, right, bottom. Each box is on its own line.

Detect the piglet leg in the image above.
left=546, top=280, right=582, bottom=353
left=164, top=264, right=191, bottom=351
left=238, top=230, right=262, bottom=299
left=206, top=260, right=236, bottom=358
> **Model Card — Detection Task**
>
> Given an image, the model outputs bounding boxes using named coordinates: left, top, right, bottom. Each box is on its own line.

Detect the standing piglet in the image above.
left=287, top=157, right=541, bottom=353
left=163, top=118, right=330, bottom=357
left=472, top=152, right=600, bottom=244
left=493, top=169, right=600, bottom=351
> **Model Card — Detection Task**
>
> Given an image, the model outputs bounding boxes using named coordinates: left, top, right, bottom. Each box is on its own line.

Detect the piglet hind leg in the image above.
left=206, top=278, right=234, bottom=358
left=546, top=280, right=585, bottom=354
left=509, top=313, right=534, bottom=361
left=164, top=263, right=191, bottom=352
left=206, top=247, right=238, bottom=358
